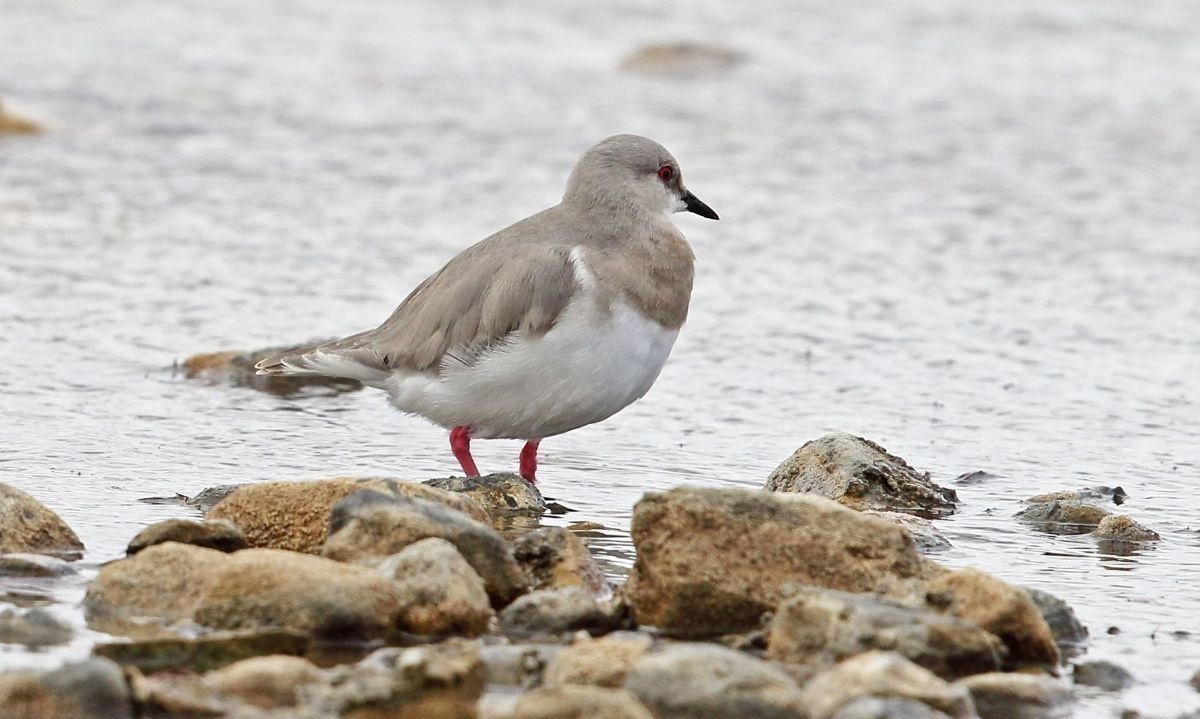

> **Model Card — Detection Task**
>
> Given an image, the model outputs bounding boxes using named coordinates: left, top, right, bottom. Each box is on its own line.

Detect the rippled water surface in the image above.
left=2, top=1, right=1199, bottom=715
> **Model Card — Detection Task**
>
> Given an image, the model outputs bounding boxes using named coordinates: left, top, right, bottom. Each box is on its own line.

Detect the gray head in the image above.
left=563, top=134, right=718, bottom=221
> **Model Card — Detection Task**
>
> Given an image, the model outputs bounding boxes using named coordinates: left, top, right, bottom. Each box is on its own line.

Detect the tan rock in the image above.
left=93, top=629, right=309, bottom=673
left=765, top=433, right=957, bottom=516
left=513, top=685, right=654, bottom=719
left=1016, top=500, right=1111, bottom=533
left=425, top=473, right=547, bottom=521
left=203, top=654, right=322, bottom=708
left=799, top=652, right=975, bottom=719
left=1091, top=515, right=1160, bottom=542
left=625, top=487, right=924, bottom=635
left=544, top=633, right=654, bottom=689
left=85, top=542, right=228, bottom=633
left=0, top=658, right=132, bottom=719
left=0, top=482, right=84, bottom=559
left=207, top=477, right=487, bottom=553
left=126, top=518, right=247, bottom=555
left=513, top=527, right=608, bottom=596
left=499, top=588, right=616, bottom=639
left=956, top=672, right=1071, bottom=719
left=378, top=537, right=494, bottom=636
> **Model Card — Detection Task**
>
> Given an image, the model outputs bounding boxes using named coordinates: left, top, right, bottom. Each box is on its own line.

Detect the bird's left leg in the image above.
left=450, top=426, right=481, bottom=477
left=519, top=440, right=540, bottom=484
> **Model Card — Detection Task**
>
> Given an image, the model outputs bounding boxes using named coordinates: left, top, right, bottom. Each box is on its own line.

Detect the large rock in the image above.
left=126, top=518, right=247, bottom=555
left=544, top=633, right=654, bottom=689
left=799, top=652, right=975, bottom=719
left=0, top=607, right=73, bottom=647
left=956, top=672, right=1071, bottom=719
left=425, top=473, right=547, bottom=520
left=1091, top=515, right=1160, bottom=542
left=499, top=587, right=617, bottom=639
left=377, top=537, right=494, bottom=636
left=1025, top=588, right=1088, bottom=657
left=765, top=433, right=957, bottom=517
left=513, top=527, right=608, bottom=597
left=305, top=640, right=485, bottom=718
left=86, top=542, right=406, bottom=641
left=0, top=482, right=85, bottom=559
left=623, top=643, right=807, bottom=719
left=921, top=568, right=1060, bottom=667
left=625, top=487, right=924, bottom=635
left=208, top=477, right=488, bottom=554
left=94, top=629, right=309, bottom=673
left=0, top=658, right=132, bottom=719
left=766, top=587, right=1005, bottom=681
left=1015, top=500, right=1111, bottom=534
left=511, top=686, right=655, bottom=719
left=324, top=489, right=527, bottom=607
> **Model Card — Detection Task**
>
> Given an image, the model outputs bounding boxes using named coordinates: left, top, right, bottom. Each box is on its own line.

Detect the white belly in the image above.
left=383, top=294, right=679, bottom=440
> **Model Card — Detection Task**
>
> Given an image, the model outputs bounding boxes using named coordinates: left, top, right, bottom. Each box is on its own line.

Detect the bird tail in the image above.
left=254, top=331, right=392, bottom=386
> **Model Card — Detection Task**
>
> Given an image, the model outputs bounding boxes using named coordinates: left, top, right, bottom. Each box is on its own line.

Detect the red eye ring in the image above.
left=657, top=165, right=674, bottom=181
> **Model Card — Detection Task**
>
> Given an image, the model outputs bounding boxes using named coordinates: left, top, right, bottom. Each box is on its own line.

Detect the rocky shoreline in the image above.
left=0, top=431, right=1167, bottom=718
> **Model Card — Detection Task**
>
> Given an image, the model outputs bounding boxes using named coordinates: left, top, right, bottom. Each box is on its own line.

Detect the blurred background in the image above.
left=1, top=1, right=1198, bottom=714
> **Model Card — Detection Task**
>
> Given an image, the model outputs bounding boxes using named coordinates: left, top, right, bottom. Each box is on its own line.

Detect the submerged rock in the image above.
left=0, top=658, right=132, bottom=719
left=377, top=537, right=494, bottom=637
left=511, top=685, right=655, bottom=719
left=0, top=607, right=73, bottom=647
left=956, top=672, right=1071, bottom=719
left=425, top=473, right=547, bottom=520
left=863, top=511, right=953, bottom=553
left=0, top=100, right=41, bottom=135
left=499, top=587, right=617, bottom=639
left=0, top=552, right=78, bottom=577
left=513, top=526, right=608, bottom=597
left=1091, top=515, right=1160, bottom=543
left=624, top=643, right=807, bottom=719
left=544, top=633, right=654, bottom=689
left=323, top=488, right=527, bottom=607
left=184, top=484, right=242, bottom=512
left=207, top=477, right=487, bottom=554
left=619, top=42, right=746, bottom=77
left=126, top=518, right=247, bottom=555
left=94, top=629, right=309, bottom=673
left=799, top=652, right=975, bottom=719
left=1027, top=486, right=1127, bottom=505
left=1073, top=660, right=1134, bottom=691
left=1015, top=500, right=1111, bottom=534
left=1025, top=588, right=1088, bottom=657
left=765, top=433, right=958, bottom=517
left=181, top=341, right=362, bottom=395
left=766, top=587, right=1005, bottom=681
left=0, top=482, right=85, bottom=559
left=625, top=487, right=924, bottom=635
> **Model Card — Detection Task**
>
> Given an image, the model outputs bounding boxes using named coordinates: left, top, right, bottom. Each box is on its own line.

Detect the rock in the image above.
left=324, top=489, right=527, bottom=607
left=619, top=43, right=746, bottom=77
left=766, top=587, right=1005, bottom=681
left=544, top=633, right=654, bottom=689
left=921, top=568, right=1060, bottom=667
left=94, top=629, right=309, bottom=673
left=957, top=672, right=1071, bottom=719
left=181, top=341, right=362, bottom=394
left=0, top=607, right=73, bottom=647
left=1027, top=486, right=1127, bottom=505
left=832, top=697, right=955, bottom=719
left=513, top=527, right=608, bottom=597
left=625, top=487, right=924, bottom=635
left=306, top=640, right=485, bottom=718
left=0, top=658, right=132, bottom=719
left=193, top=548, right=405, bottom=639
left=624, top=643, right=806, bottom=719
left=1015, top=500, right=1111, bottom=534
left=863, top=512, right=952, bottom=553
left=425, top=473, right=547, bottom=520
left=765, top=433, right=957, bottom=517
left=208, top=477, right=487, bottom=554
left=1072, top=660, right=1134, bottom=691
left=0, top=552, right=78, bottom=576
left=512, top=685, right=655, bottom=719
left=377, top=537, right=494, bottom=636
left=799, top=652, right=975, bottom=719
left=1092, top=515, right=1160, bottom=542
left=126, top=518, right=247, bottom=555
left=499, top=587, right=616, bottom=639
left=0, top=100, right=41, bottom=135
left=1025, top=588, right=1088, bottom=657
left=87, top=542, right=406, bottom=640
left=481, top=644, right=560, bottom=687
left=0, top=482, right=85, bottom=559
left=204, top=654, right=322, bottom=708
left=184, top=484, right=242, bottom=512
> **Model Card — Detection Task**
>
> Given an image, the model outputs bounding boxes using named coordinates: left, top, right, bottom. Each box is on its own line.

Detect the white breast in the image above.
left=383, top=250, right=680, bottom=440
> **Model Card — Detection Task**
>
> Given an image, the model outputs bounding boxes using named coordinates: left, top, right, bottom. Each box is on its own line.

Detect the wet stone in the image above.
left=800, top=651, right=975, bottom=719
left=126, top=518, right=248, bottom=555
left=833, top=697, right=956, bottom=719
left=0, top=552, right=78, bottom=577
left=956, top=672, right=1072, bottom=719
left=499, top=587, right=618, bottom=639
left=1027, top=486, right=1127, bottom=505
left=0, top=482, right=85, bottom=559
left=1073, top=660, right=1134, bottom=691
left=1025, top=588, right=1088, bottom=657
left=765, top=432, right=958, bottom=517
left=0, top=607, right=74, bottom=647
left=513, top=526, right=609, bottom=597
left=93, top=629, right=309, bottom=674
left=511, top=685, right=655, bottom=719
left=203, top=654, right=323, bottom=709
left=480, top=643, right=560, bottom=688
left=863, top=511, right=953, bottom=553
left=1016, top=500, right=1112, bottom=534
left=377, top=537, right=495, bottom=637
left=184, top=484, right=242, bottom=512
left=0, top=657, right=133, bottom=719
left=544, top=632, right=654, bottom=689
left=1092, top=515, right=1160, bottom=543
left=425, top=473, right=547, bottom=520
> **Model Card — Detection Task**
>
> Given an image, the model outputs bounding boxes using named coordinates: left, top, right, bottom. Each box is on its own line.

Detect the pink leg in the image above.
left=519, top=440, right=540, bottom=484
left=450, top=426, right=480, bottom=477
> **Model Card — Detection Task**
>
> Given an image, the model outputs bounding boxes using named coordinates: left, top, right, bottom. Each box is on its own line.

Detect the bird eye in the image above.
left=657, top=165, right=674, bottom=181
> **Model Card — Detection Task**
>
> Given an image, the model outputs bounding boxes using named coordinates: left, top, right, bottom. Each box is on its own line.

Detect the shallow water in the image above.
left=2, top=0, right=1199, bottom=715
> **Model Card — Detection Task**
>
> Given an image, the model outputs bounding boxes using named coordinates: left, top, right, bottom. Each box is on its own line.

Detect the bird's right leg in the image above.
left=449, top=426, right=481, bottom=477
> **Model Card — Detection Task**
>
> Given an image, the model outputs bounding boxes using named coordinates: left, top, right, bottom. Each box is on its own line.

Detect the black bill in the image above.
left=682, top=191, right=719, bottom=220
